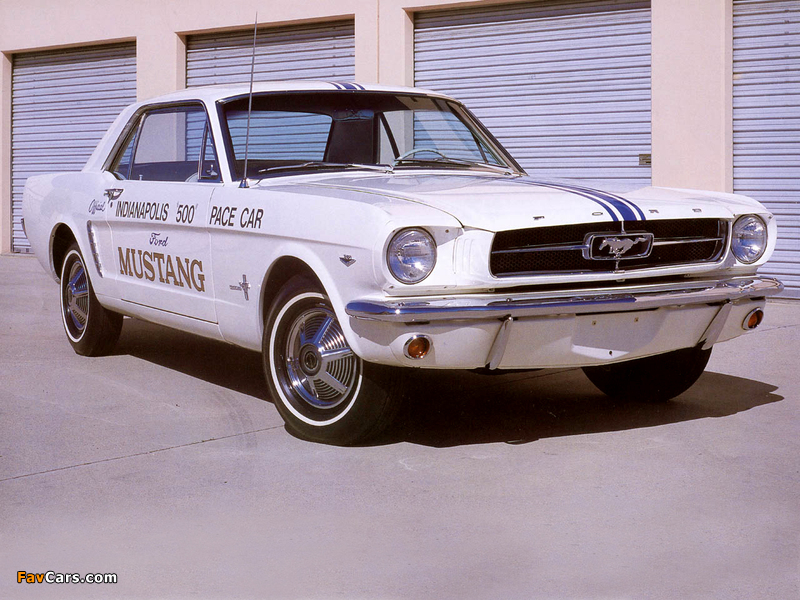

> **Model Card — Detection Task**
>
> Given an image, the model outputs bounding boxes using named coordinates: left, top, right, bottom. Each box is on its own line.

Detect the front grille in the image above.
left=490, top=219, right=727, bottom=277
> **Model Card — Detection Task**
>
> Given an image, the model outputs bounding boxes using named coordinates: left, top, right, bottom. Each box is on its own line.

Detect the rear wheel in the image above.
left=582, top=345, right=712, bottom=402
left=60, top=243, right=122, bottom=356
left=263, top=276, right=404, bottom=445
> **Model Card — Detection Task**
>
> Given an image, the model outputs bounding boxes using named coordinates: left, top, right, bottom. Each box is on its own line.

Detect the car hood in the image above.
left=262, top=172, right=762, bottom=232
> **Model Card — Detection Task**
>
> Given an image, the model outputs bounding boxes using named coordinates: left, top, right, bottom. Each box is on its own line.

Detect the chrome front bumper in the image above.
left=345, top=276, right=784, bottom=324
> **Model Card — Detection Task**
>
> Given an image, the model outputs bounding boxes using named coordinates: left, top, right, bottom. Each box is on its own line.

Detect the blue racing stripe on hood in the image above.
left=529, top=180, right=645, bottom=221
left=528, top=181, right=620, bottom=222
left=562, top=182, right=647, bottom=221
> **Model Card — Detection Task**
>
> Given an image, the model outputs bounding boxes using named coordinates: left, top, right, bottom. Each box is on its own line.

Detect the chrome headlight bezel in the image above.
left=386, top=228, right=437, bottom=284
left=731, top=214, right=768, bottom=264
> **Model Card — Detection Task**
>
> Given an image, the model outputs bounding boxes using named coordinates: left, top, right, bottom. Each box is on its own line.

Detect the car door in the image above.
left=104, top=103, right=220, bottom=322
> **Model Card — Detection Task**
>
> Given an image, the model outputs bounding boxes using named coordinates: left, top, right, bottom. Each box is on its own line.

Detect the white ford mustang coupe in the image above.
left=23, top=81, right=782, bottom=444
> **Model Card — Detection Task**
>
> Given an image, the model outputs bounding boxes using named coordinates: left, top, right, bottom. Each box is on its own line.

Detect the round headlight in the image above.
left=731, top=215, right=767, bottom=264
left=387, top=228, right=437, bottom=284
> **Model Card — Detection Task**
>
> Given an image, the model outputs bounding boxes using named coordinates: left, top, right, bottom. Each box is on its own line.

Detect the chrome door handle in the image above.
left=104, top=189, right=124, bottom=200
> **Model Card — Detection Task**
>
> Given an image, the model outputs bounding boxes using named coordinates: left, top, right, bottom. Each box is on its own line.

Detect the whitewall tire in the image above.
left=60, top=243, right=122, bottom=356
left=263, top=276, right=404, bottom=445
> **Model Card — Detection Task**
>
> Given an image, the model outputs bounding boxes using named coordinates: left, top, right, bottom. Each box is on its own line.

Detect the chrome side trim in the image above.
left=86, top=221, right=103, bottom=278
left=345, top=277, right=783, bottom=324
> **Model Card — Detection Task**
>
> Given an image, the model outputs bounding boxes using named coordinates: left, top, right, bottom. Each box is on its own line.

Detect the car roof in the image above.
left=140, top=81, right=455, bottom=107
left=83, top=81, right=458, bottom=174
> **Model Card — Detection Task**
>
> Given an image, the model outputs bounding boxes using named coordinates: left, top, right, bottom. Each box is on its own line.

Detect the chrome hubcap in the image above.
left=299, top=344, right=322, bottom=376
left=285, top=307, right=357, bottom=409
left=64, top=259, right=89, bottom=334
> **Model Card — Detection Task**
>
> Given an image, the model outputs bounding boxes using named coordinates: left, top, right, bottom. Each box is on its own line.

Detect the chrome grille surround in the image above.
left=490, top=219, right=727, bottom=277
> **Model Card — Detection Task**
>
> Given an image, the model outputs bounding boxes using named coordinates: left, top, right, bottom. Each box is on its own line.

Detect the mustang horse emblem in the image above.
left=598, top=236, right=650, bottom=258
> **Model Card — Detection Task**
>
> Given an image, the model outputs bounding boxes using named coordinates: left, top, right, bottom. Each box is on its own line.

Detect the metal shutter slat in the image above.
left=414, top=0, right=652, bottom=190
left=11, top=42, right=136, bottom=253
left=186, top=21, right=354, bottom=169
left=734, top=0, right=800, bottom=297
left=186, top=21, right=355, bottom=88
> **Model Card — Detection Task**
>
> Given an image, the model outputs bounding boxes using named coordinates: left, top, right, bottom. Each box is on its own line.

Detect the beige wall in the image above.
left=0, top=0, right=375, bottom=100
left=0, top=0, right=735, bottom=253
left=0, top=52, right=10, bottom=255
left=652, top=0, right=733, bottom=192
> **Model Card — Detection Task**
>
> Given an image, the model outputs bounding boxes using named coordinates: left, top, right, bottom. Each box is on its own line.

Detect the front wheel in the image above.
left=263, top=276, right=405, bottom=445
left=582, top=345, right=712, bottom=402
left=60, top=243, right=123, bottom=356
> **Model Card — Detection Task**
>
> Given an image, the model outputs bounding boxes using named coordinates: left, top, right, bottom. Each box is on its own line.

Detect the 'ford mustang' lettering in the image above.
left=115, top=200, right=169, bottom=221
left=117, top=247, right=205, bottom=292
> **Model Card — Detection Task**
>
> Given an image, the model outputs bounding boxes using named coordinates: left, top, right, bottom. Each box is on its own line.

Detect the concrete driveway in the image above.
left=1, top=254, right=798, bottom=599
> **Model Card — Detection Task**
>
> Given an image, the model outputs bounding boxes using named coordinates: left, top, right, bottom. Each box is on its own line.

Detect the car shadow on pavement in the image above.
left=116, top=318, right=269, bottom=401
left=115, top=318, right=783, bottom=448
left=386, top=367, right=783, bottom=447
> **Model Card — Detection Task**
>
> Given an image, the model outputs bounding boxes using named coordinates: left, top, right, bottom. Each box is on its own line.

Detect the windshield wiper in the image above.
left=254, top=159, right=515, bottom=178
left=257, top=162, right=391, bottom=175
left=392, top=156, right=516, bottom=175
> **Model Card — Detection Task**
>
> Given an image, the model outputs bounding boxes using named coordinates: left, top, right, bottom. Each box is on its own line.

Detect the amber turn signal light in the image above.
left=404, top=335, right=431, bottom=359
left=743, top=308, right=764, bottom=330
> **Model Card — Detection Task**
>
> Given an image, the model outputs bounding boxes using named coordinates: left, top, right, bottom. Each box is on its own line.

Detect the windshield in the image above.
left=219, top=92, right=522, bottom=179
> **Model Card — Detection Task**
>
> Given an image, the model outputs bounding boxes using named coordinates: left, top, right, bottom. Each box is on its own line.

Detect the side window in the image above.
left=110, top=105, right=219, bottom=182
left=113, top=125, right=138, bottom=179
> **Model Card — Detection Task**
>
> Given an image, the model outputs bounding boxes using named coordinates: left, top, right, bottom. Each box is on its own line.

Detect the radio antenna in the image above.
left=239, top=12, right=258, bottom=188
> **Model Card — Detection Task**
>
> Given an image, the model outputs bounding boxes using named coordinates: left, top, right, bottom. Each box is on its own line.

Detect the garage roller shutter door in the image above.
left=10, top=43, right=136, bottom=253
left=733, top=0, right=800, bottom=298
left=414, top=0, right=652, bottom=190
left=186, top=21, right=355, bottom=87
